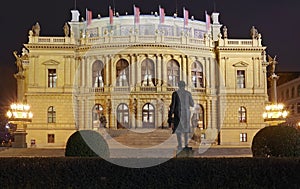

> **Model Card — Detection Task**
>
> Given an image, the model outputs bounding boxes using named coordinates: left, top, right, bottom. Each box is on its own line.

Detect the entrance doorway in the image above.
left=117, top=103, right=129, bottom=129
left=142, top=103, right=155, bottom=128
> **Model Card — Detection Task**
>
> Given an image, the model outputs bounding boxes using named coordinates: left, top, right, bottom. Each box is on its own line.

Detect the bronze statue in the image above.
left=13, top=51, right=24, bottom=73
left=168, top=81, right=194, bottom=150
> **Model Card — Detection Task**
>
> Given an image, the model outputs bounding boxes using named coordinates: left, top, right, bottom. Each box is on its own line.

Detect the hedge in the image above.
left=252, top=126, right=300, bottom=157
left=65, top=130, right=109, bottom=158
left=0, top=157, right=299, bottom=188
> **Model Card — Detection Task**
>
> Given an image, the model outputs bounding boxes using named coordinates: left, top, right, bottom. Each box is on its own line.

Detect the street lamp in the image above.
left=6, top=103, right=33, bottom=148
left=263, top=103, right=288, bottom=126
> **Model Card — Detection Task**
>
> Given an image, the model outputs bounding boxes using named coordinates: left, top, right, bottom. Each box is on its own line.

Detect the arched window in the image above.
left=141, top=58, right=155, bottom=86
left=116, top=59, right=129, bottom=86
left=191, top=61, right=204, bottom=88
left=92, top=104, right=103, bottom=129
left=142, top=103, right=155, bottom=128
left=167, top=59, right=180, bottom=86
left=92, top=60, right=104, bottom=87
left=238, top=106, right=247, bottom=123
left=47, top=106, right=56, bottom=123
left=117, top=103, right=129, bottom=128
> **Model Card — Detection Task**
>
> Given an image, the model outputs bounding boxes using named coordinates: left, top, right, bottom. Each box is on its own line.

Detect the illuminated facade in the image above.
left=16, top=9, right=269, bottom=147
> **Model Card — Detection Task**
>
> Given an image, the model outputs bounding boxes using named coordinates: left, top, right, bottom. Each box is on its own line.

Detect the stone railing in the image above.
left=28, top=36, right=75, bottom=44
left=218, top=38, right=262, bottom=47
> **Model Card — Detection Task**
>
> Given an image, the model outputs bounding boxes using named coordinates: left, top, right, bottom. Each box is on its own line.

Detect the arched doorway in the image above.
left=92, top=104, right=103, bottom=129
left=117, top=103, right=129, bottom=129
left=142, top=103, right=155, bottom=128
left=192, top=104, right=205, bottom=129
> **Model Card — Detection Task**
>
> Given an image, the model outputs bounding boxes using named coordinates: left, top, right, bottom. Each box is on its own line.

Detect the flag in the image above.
left=183, top=7, right=189, bottom=27
left=205, top=11, right=211, bottom=31
left=86, top=9, right=92, bottom=26
left=159, top=6, right=165, bottom=24
left=134, top=5, right=140, bottom=24
left=109, top=6, right=113, bottom=25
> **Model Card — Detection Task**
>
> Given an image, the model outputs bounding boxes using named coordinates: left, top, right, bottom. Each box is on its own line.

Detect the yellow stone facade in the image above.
left=16, top=10, right=268, bottom=147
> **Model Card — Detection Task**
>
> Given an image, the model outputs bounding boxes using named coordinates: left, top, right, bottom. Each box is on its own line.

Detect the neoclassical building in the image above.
left=15, top=9, right=269, bottom=147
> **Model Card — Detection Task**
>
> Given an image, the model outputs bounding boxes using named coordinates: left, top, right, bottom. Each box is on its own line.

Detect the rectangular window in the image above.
left=48, top=134, right=55, bottom=143
left=240, top=133, right=247, bottom=142
left=237, top=70, right=245, bottom=88
left=48, top=69, right=57, bottom=88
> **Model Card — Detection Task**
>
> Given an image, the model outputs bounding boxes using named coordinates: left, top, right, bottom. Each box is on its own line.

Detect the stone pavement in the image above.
left=0, top=146, right=252, bottom=158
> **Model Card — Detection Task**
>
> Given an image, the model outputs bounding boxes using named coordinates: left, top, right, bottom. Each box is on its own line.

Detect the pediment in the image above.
left=233, top=61, right=249, bottom=67
left=42, top=59, right=60, bottom=65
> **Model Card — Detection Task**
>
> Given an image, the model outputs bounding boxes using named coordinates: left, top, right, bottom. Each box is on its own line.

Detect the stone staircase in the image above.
left=105, top=128, right=200, bottom=148
left=108, top=129, right=173, bottom=148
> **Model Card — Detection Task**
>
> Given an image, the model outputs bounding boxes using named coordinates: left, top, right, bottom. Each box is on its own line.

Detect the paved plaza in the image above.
left=0, top=146, right=252, bottom=158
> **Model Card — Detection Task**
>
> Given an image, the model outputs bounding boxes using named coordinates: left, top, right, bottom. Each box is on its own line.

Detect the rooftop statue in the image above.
left=32, top=22, right=40, bottom=36
left=63, top=23, right=70, bottom=37
left=250, top=26, right=259, bottom=39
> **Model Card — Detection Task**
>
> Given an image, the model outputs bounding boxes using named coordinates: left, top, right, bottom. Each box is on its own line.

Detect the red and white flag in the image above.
left=183, top=7, right=189, bottom=27
left=86, top=9, right=92, bottom=26
left=205, top=11, right=211, bottom=31
left=159, top=6, right=165, bottom=24
left=109, top=6, right=113, bottom=25
left=134, top=5, right=140, bottom=24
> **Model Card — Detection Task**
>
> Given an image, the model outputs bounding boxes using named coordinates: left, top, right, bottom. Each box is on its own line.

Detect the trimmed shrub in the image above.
left=65, top=130, right=110, bottom=158
left=252, top=126, right=300, bottom=157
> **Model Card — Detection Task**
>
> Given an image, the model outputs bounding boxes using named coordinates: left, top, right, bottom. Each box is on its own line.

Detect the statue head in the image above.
left=178, top=80, right=186, bottom=89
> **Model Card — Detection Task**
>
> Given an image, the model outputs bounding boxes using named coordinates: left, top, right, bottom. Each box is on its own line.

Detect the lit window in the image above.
left=92, top=61, right=104, bottom=88
left=237, top=70, right=245, bottom=88
left=240, top=133, right=247, bottom=142
left=48, top=134, right=55, bottom=143
left=191, top=61, right=204, bottom=88
left=167, top=59, right=180, bottom=86
left=47, top=106, right=56, bottom=123
left=238, top=106, right=247, bottom=123
left=141, top=58, right=155, bottom=86
left=116, top=59, right=129, bottom=86
left=48, top=69, right=57, bottom=88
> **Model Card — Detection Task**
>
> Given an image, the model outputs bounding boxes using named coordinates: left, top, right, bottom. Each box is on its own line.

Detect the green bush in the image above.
left=252, top=126, right=300, bottom=157
left=65, top=130, right=110, bottom=158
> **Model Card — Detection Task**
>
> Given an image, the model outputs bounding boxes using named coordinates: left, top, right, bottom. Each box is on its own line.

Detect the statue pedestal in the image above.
left=12, top=130, right=27, bottom=148
left=175, top=147, right=194, bottom=158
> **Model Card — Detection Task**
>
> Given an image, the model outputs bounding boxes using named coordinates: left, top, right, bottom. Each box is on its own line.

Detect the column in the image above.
left=162, top=54, right=167, bottom=87
left=136, top=55, right=141, bottom=87
left=105, top=55, right=110, bottom=86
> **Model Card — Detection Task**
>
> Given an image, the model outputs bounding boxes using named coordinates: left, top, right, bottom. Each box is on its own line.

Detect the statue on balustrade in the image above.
left=63, top=23, right=70, bottom=37
left=32, top=22, right=40, bottom=36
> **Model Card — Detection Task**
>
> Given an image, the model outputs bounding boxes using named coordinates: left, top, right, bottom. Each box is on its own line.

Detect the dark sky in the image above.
left=0, top=0, right=300, bottom=117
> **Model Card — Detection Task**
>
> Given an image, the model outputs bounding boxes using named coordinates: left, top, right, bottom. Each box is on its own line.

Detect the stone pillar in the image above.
left=269, top=74, right=279, bottom=103
left=162, top=55, right=167, bottom=87
left=14, top=73, right=25, bottom=102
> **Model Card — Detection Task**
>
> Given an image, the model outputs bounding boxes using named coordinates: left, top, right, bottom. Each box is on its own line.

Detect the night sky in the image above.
left=0, top=0, right=299, bottom=118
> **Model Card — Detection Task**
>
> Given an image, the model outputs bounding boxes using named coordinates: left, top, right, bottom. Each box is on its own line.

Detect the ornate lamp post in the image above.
left=263, top=55, right=288, bottom=125
left=6, top=103, right=33, bottom=148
